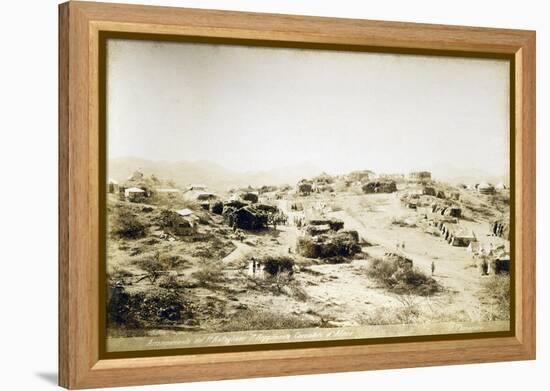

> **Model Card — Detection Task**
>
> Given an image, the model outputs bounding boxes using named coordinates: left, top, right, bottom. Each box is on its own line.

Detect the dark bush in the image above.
left=362, top=181, right=397, bottom=194
left=262, top=256, right=295, bottom=275
left=192, top=261, right=224, bottom=286
left=156, top=209, right=182, bottom=229
left=132, top=252, right=166, bottom=284
left=367, top=256, right=440, bottom=296
left=296, top=236, right=318, bottom=258
left=210, top=201, right=224, bottom=215
left=110, top=205, right=148, bottom=239
left=241, top=192, right=259, bottom=203
left=107, top=285, right=192, bottom=328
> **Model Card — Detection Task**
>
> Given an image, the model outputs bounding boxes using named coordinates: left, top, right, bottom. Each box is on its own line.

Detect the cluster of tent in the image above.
left=431, top=204, right=462, bottom=218
left=491, top=219, right=510, bottom=240
left=296, top=216, right=361, bottom=260
left=432, top=219, right=476, bottom=247
left=296, top=176, right=335, bottom=196
left=362, top=180, right=397, bottom=194
left=214, top=199, right=281, bottom=231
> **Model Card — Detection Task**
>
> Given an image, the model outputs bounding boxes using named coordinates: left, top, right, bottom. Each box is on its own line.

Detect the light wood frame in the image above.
left=59, top=1, right=536, bottom=389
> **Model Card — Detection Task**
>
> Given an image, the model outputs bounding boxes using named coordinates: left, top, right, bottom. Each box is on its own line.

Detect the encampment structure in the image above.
left=231, top=206, right=268, bottom=230
left=297, top=181, right=313, bottom=196
left=362, top=180, right=397, bottom=194
left=153, top=188, right=181, bottom=200
left=409, top=171, right=432, bottom=183
left=440, top=223, right=476, bottom=247
left=124, top=187, right=146, bottom=202
left=477, top=182, right=496, bottom=195
left=108, top=179, right=119, bottom=194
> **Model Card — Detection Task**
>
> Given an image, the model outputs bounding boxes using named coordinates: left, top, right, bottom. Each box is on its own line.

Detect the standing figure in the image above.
left=431, top=261, right=435, bottom=276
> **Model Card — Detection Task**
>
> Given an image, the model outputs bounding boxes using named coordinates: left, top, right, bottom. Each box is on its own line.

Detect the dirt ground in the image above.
left=107, top=184, right=510, bottom=338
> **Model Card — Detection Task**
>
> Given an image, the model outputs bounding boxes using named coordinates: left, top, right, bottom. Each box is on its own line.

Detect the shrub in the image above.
left=192, top=261, right=224, bottom=286
left=366, top=256, right=440, bottom=296
left=296, top=236, right=318, bottom=258
left=358, top=297, right=420, bottom=325
left=262, top=256, right=295, bottom=275
left=110, top=205, right=148, bottom=239
left=158, top=252, right=187, bottom=269
left=480, top=275, right=510, bottom=321
left=132, top=252, right=166, bottom=284
left=158, top=274, right=181, bottom=289
left=107, top=285, right=192, bottom=328
left=107, top=264, right=133, bottom=282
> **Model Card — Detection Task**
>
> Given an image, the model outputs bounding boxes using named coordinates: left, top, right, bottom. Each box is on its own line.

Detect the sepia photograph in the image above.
left=104, top=38, right=512, bottom=353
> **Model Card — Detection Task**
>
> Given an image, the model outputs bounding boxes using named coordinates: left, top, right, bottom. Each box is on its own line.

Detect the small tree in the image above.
left=133, top=252, right=165, bottom=284
left=110, top=205, right=148, bottom=239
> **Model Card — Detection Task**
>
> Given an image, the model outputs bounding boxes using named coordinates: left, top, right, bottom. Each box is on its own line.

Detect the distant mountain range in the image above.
left=108, top=157, right=323, bottom=191
left=109, top=157, right=509, bottom=191
left=428, top=163, right=509, bottom=186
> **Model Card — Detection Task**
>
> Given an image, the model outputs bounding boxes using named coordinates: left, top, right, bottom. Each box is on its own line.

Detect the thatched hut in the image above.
left=444, top=207, right=462, bottom=218
left=230, top=206, right=268, bottom=230
left=305, top=224, right=332, bottom=236
left=297, top=182, right=313, bottom=196
left=124, top=187, right=146, bottom=203
left=445, top=225, right=476, bottom=247
left=491, top=218, right=510, bottom=240
left=158, top=209, right=195, bottom=235
left=494, top=256, right=510, bottom=274
left=241, top=192, right=259, bottom=203
left=422, top=186, right=437, bottom=196
left=297, top=230, right=360, bottom=259
left=478, top=182, right=495, bottom=195
left=307, top=218, right=344, bottom=231
left=408, top=171, right=432, bottom=183
left=362, top=180, right=397, bottom=194
left=108, top=179, right=119, bottom=194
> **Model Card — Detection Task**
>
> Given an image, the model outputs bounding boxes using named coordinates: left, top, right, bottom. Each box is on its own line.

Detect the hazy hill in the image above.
left=108, top=157, right=322, bottom=191
left=428, top=163, right=509, bottom=186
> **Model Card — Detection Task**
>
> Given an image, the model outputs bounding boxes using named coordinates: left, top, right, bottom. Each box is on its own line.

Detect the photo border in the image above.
left=98, top=30, right=516, bottom=360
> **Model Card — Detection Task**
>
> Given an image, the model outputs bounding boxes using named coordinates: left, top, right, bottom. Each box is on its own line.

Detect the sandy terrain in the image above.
left=106, top=181, right=511, bottom=344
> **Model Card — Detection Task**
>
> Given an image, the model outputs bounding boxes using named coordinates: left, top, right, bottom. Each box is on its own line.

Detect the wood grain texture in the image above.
left=58, top=3, right=70, bottom=387
left=58, top=1, right=536, bottom=389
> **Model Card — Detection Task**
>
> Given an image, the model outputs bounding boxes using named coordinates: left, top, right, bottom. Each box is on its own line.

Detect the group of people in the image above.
left=250, top=257, right=263, bottom=274
left=293, top=216, right=306, bottom=228
left=395, top=241, right=406, bottom=251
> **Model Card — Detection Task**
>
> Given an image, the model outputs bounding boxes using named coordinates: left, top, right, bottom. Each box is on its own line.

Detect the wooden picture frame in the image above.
left=59, top=1, right=536, bottom=389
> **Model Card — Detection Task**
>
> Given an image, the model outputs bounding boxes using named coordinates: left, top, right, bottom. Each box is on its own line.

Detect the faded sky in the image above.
left=107, top=39, right=510, bottom=177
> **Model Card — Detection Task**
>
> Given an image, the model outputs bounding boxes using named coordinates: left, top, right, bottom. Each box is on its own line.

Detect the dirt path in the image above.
left=326, top=194, right=490, bottom=321
left=222, top=240, right=252, bottom=266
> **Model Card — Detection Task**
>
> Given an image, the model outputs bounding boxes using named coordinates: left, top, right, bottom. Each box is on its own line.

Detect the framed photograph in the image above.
left=59, top=1, right=536, bottom=389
